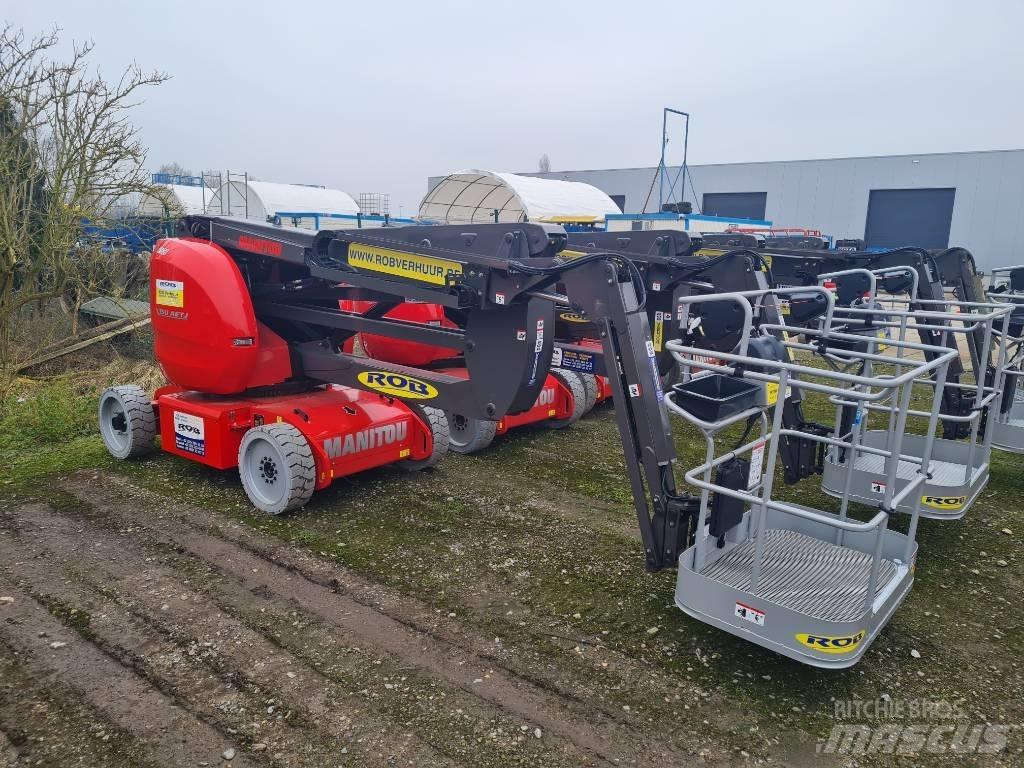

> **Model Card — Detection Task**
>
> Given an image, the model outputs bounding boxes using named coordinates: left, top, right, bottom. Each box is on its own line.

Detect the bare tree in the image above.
left=0, top=26, right=168, bottom=385
left=156, top=161, right=193, bottom=178
left=538, top=153, right=551, bottom=173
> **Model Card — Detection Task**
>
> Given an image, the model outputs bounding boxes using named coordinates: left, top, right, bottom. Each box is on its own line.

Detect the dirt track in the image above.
left=0, top=471, right=746, bottom=767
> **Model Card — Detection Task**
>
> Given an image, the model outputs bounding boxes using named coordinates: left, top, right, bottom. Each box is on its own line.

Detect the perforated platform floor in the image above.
left=850, top=451, right=969, bottom=486
left=700, top=528, right=899, bottom=623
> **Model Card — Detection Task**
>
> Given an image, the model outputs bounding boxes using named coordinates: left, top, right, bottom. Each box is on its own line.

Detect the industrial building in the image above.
left=495, top=149, right=1024, bottom=270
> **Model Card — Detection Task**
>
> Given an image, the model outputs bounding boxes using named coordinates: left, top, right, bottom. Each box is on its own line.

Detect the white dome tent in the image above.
left=419, top=170, right=621, bottom=225
left=206, top=180, right=361, bottom=230
left=137, top=183, right=211, bottom=217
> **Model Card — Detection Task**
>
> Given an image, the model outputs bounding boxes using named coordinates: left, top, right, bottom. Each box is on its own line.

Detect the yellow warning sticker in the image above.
left=347, top=244, right=463, bottom=286
left=155, top=279, right=183, bottom=308
left=765, top=382, right=779, bottom=406
left=653, top=311, right=664, bottom=352
left=559, top=249, right=588, bottom=260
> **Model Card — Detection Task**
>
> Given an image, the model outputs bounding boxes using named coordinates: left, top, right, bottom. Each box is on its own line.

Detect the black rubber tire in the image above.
left=400, top=406, right=450, bottom=470
left=98, top=385, right=157, bottom=459
left=237, top=423, right=315, bottom=515
left=544, top=370, right=587, bottom=429
left=445, top=411, right=497, bottom=454
left=578, top=373, right=599, bottom=413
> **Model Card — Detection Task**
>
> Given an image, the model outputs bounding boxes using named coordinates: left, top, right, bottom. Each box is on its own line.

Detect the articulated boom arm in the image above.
left=180, top=215, right=688, bottom=571
left=931, top=247, right=989, bottom=372
left=564, top=233, right=831, bottom=489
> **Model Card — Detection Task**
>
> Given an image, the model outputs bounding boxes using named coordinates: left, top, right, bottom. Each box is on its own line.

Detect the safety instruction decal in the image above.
left=155, top=279, right=184, bottom=308
left=735, top=602, right=765, bottom=626
left=528, top=318, right=545, bottom=386
left=173, top=411, right=205, bottom=456
left=748, top=441, right=765, bottom=489
left=653, top=311, right=665, bottom=352
left=558, top=348, right=596, bottom=373
left=646, top=340, right=664, bottom=402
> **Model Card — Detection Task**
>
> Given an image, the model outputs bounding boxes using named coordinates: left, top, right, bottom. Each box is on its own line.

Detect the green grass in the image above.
left=0, top=377, right=100, bottom=451
left=0, top=376, right=117, bottom=493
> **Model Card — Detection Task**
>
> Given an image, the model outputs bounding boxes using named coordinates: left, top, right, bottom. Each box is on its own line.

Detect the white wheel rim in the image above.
left=447, top=412, right=479, bottom=449
left=99, top=394, right=130, bottom=455
left=241, top=437, right=289, bottom=509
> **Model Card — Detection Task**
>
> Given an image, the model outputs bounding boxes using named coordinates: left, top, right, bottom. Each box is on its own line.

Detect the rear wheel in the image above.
left=544, top=370, right=587, bottom=429
left=400, top=406, right=450, bottom=470
left=238, top=423, right=315, bottom=515
left=578, top=373, right=599, bottom=413
left=98, top=385, right=157, bottom=459
left=445, top=411, right=497, bottom=454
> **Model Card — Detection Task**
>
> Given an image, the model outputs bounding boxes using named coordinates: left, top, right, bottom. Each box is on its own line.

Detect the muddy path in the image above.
left=0, top=471, right=757, bottom=767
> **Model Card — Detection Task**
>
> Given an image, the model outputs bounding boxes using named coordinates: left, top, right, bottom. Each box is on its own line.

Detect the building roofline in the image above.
left=519, top=147, right=1024, bottom=176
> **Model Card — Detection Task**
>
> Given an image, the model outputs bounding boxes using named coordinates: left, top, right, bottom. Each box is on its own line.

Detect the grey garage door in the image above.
left=702, top=192, right=767, bottom=220
left=864, top=188, right=955, bottom=249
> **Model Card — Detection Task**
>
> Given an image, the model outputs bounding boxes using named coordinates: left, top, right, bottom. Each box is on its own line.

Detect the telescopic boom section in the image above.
left=180, top=215, right=688, bottom=571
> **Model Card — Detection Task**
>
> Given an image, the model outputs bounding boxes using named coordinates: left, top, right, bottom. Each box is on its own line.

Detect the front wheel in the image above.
left=238, top=423, right=315, bottom=515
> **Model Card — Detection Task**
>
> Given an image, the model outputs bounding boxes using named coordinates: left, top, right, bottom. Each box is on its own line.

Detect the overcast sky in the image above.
left=6, top=0, right=1022, bottom=214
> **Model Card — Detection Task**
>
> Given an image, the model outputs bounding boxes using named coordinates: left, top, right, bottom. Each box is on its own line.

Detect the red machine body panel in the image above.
left=339, top=300, right=457, bottom=366
left=151, top=237, right=292, bottom=394
left=154, top=385, right=432, bottom=489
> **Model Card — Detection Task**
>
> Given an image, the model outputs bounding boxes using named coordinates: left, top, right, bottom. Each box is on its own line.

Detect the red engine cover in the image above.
left=340, top=300, right=455, bottom=366
left=151, top=238, right=292, bottom=394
